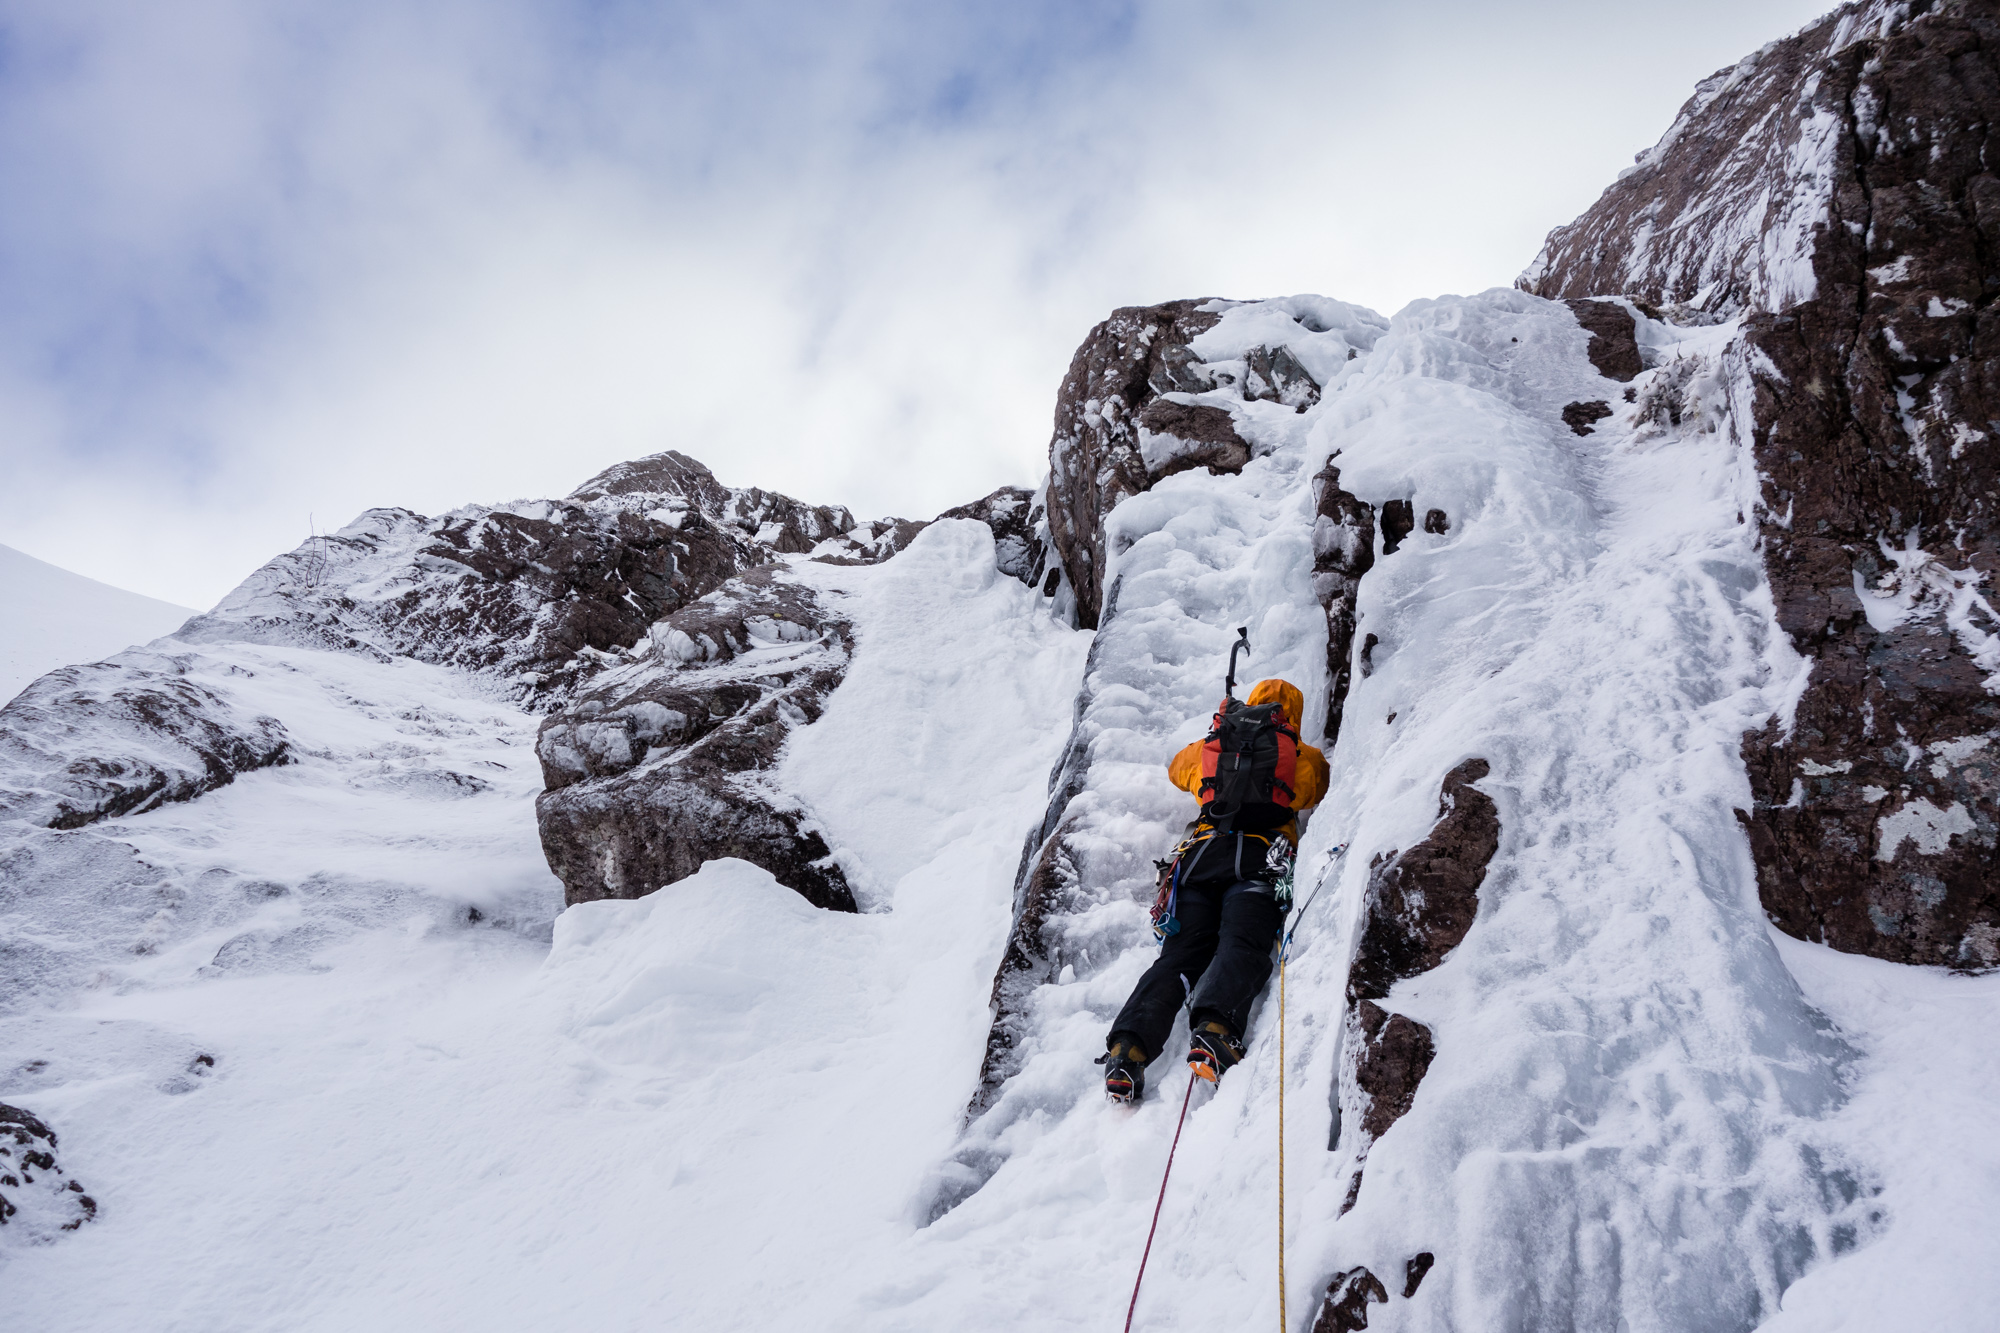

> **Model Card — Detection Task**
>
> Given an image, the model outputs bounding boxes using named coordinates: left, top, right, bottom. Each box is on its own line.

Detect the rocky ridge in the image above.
left=0, top=451, right=925, bottom=843
left=1525, top=0, right=2000, bottom=969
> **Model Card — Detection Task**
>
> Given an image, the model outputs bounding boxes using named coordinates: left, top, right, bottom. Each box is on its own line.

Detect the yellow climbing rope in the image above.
left=1278, top=948, right=1288, bottom=1333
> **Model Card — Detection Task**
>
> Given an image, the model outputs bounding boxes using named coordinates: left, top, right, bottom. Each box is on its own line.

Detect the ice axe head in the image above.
left=1225, top=627, right=1250, bottom=699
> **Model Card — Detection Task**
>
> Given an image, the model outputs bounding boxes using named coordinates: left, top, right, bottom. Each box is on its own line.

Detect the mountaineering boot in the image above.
left=1098, top=1037, right=1148, bottom=1104
left=1187, top=1021, right=1243, bottom=1083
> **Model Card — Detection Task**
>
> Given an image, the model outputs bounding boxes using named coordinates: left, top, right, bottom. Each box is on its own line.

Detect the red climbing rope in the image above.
left=1125, top=1074, right=1198, bottom=1332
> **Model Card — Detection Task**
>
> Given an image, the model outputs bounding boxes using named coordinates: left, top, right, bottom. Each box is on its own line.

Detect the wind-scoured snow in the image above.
left=0, top=543, right=194, bottom=706
left=3, top=292, right=1997, bottom=1331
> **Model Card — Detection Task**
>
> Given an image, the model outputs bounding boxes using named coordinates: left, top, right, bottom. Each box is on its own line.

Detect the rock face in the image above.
left=180, top=449, right=908, bottom=706
left=0, top=660, right=291, bottom=829
left=534, top=566, right=857, bottom=911
left=1309, top=1253, right=1435, bottom=1332
left=1525, top=0, right=2000, bottom=969
left=1313, top=1266, right=1388, bottom=1332
left=0, top=1103, right=96, bottom=1243
left=531, top=467, right=1064, bottom=913
left=1567, top=299, right=1644, bottom=382
left=1346, top=759, right=1498, bottom=1005
left=1043, top=300, right=1227, bottom=627
left=0, top=450, right=938, bottom=847
left=1335, top=759, right=1498, bottom=1212
left=1347, top=1000, right=1436, bottom=1143
left=937, top=486, right=1047, bottom=587
left=1311, top=461, right=1376, bottom=741
left=1041, top=299, right=1332, bottom=627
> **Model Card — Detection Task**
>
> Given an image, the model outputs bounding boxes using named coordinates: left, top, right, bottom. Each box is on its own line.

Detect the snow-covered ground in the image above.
left=0, top=521, right=1090, bottom=1329
left=3, top=292, right=1997, bottom=1332
left=0, top=543, right=194, bottom=705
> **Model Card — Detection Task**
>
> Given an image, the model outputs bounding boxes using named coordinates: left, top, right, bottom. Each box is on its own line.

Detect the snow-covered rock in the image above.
left=0, top=1103, right=95, bottom=1244
left=0, top=450, right=930, bottom=840
left=1527, top=0, right=2000, bottom=969
left=0, top=656, right=292, bottom=830
left=1042, top=297, right=1388, bottom=628
left=535, top=565, right=858, bottom=911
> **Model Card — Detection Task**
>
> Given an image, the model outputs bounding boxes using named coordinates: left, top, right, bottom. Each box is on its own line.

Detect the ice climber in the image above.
left=1100, top=677, right=1328, bottom=1104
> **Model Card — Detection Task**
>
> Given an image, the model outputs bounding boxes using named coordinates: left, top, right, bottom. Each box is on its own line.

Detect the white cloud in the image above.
left=0, top=0, right=1836, bottom=605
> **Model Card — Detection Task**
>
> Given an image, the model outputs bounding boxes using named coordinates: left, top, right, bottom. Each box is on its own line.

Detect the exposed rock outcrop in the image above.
left=178, top=450, right=903, bottom=705
left=938, top=486, right=1048, bottom=587
left=1524, top=0, right=2000, bottom=968
left=1336, top=759, right=1498, bottom=1212
left=0, top=1103, right=96, bottom=1242
left=1312, top=1266, right=1388, bottom=1332
left=1308, top=1252, right=1435, bottom=1331
left=535, top=566, right=856, bottom=911
left=1041, top=299, right=1338, bottom=627
left=1560, top=399, right=1614, bottom=435
left=0, top=659, right=291, bottom=829
left=1348, top=1000, right=1437, bottom=1143
left=1043, top=300, right=1229, bottom=628
left=1312, top=460, right=1375, bottom=743
left=1567, top=299, right=1644, bottom=381
left=531, top=467, right=1058, bottom=914
left=1347, top=759, right=1499, bottom=1004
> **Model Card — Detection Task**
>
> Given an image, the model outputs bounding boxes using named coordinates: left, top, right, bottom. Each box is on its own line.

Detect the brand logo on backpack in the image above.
left=1196, top=698, right=1299, bottom=826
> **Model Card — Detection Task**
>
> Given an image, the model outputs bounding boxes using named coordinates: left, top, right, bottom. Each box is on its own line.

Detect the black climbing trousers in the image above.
left=1108, top=878, right=1285, bottom=1064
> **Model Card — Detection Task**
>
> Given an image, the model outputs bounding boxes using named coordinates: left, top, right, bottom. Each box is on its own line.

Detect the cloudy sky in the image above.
left=2, top=0, right=1833, bottom=606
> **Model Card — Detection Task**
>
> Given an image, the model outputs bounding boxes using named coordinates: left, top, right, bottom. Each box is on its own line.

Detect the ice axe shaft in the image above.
left=1225, top=627, right=1250, bottom=699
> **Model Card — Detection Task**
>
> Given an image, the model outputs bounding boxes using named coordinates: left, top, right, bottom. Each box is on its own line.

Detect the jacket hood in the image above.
left=1244, top=678, right=1305, bottom=731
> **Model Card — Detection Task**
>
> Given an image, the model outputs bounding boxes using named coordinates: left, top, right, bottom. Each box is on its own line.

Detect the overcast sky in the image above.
left=2, top=0, right=1835, bottom=606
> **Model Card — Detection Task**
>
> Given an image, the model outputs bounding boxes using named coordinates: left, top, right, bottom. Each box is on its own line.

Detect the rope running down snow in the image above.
left=1275, top=842, right=1343, bottom=1332
left=1125, top=1074, right=1197, bottom=1333
left=1278, top=948, right=1288, bottom=1333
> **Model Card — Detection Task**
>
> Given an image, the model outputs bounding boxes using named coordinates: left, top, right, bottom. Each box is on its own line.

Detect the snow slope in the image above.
left=0, top=543, right=193, bottom=705
left=0, top=521, right=1090, bottom=1328
left=4, top=295, right=1997, bottom=1332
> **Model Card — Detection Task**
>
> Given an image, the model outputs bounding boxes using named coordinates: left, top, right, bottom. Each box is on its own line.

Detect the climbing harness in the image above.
left=1275, top=841, right=1346, bottom=1333
left=1124, top=1074, right=1198, bottom=1333
left=1153, top=821, right=1292, bottom=944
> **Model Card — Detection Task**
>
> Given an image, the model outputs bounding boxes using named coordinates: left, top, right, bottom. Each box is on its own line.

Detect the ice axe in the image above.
left=1224, top=626, right=1250, bottom=699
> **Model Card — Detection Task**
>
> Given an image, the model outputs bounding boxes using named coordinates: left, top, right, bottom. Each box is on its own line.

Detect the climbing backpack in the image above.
left=1196, top=696, right=1299, bottom=827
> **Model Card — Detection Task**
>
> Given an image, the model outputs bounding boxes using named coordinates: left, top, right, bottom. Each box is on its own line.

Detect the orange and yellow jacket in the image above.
left=1167, top=677, right=1329, bottom=853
